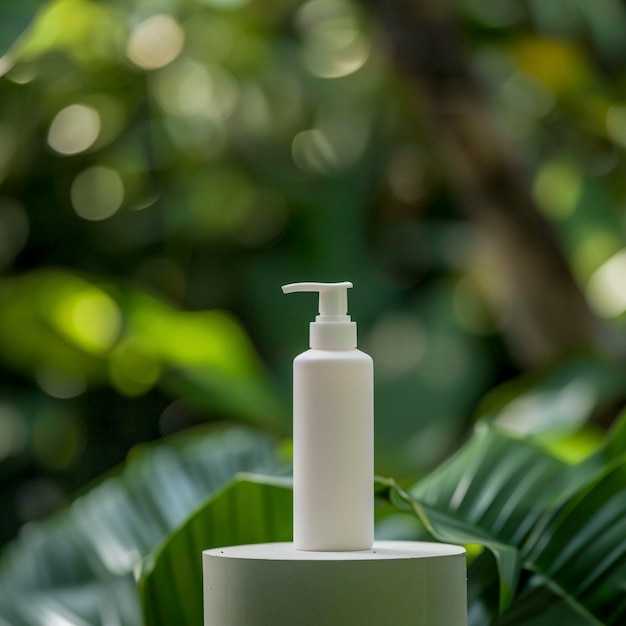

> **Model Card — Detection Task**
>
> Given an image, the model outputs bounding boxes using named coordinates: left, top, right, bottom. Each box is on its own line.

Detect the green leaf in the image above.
left=381, top=415, right=626, bottom=624
left=526, top=456, right=626, bottom=625
left=410, top=425, right=570, bottom=545
left=389, top=481, right=521, bottom=614
left=0, top=427, right=287, bottom=625
left=497, top=584, right=596, bottom=626
left=139, top=474, right=293, bottom=626
left=384, top=424, right=571, bottom=612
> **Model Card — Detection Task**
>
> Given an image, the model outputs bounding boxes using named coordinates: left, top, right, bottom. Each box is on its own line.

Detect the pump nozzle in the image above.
left=282, top=281, right=357, bottom=349
left=282, top=281, right=353, bottom=322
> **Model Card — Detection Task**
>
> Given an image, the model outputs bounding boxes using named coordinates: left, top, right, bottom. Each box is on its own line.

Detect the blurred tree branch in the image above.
left=360, top=0, right=618, bottom=366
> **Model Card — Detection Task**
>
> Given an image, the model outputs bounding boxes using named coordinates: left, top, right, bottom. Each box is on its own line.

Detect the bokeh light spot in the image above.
left=71, top=166, right=124, bottom=221
left=572, top=230, right=623, bottom=280
left=82, top=94, right=127, bottom=150
left=126, top=14, right=185, bottom=71
left=153, top=59, right=238, bottom=121
left=514, top=37, right=589, bottom=92
left=297, top=0, right=370, bottom=78
left=303, top=31, right=369, bottom=79
left=53, top=287, right=122, bottom=353
left=532, top=159, right=582, bottom=220
left=606, top=104, right=626, bottom=148
left=47, top=104, right=101, bottom=155
left=587, top=248, right=626, bottom=317
left=292, top=112, right=368, bottom=175
left=4, top=63, right=37, bottom=84
left=36, top=367, right=87, bottom=399
left=292, top=129, right=337, bottom=175
left=366, top=314, right=427, bottom=379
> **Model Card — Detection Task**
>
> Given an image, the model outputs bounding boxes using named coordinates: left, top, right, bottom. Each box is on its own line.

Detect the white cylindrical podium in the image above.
left=203, top=541, right=467, bottom=626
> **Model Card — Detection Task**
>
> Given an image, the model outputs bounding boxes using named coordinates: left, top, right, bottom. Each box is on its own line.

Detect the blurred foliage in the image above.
left=0, top=0, right=500, bottom=548
left=383, top=409, right=626, bottom=625
left=0, top=425, right=289, bottom=624
left=140, top=474, right=293, bottom=626
left=1, top=407, right=623, bottom=624
left=1, top=0, right=626, bottom=610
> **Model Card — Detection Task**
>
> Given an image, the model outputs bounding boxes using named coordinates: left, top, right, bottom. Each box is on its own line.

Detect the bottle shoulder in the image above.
left=294, top=349, right=372, bottom=364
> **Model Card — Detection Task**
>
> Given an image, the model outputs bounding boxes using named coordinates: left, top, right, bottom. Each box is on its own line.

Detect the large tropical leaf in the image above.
left=139, top=474, right=293, bottom=626
left=525, top=456, right=626, bottom=625
left=379, top=424, right=571, bottom=612
left=380, top=415, right=626, bottom=625
left=0, top=426, right=288, bottom=625
left=496, top=584, right=596, bottom=626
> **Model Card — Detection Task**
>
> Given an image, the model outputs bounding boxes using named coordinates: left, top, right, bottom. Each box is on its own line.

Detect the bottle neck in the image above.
left=309, top=321, right=357, bottom=349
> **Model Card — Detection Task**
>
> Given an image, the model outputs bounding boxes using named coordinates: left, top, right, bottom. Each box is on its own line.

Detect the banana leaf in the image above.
left=382, top=414, right=626, bottom=625
left=378, top=423, right=570, bottom=613
left=525, top=456, right=626, bottom=625
left=139, top=474, right=293, bottom=626
left=0, top=426, right=288, bottom=625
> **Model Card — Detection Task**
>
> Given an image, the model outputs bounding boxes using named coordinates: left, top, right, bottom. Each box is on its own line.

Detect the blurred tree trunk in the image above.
left=360, top=0, right=616, bottom=366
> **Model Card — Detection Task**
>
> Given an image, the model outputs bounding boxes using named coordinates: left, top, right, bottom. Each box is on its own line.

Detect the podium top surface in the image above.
left=203, top=540, right=466, bottom=561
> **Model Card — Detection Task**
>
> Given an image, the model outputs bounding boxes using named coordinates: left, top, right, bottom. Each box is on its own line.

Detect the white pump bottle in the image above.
left=282, top=281, right=374, bottom=551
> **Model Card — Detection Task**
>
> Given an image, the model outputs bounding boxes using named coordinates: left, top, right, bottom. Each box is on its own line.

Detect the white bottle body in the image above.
left=293, top=348, right=374, bottom=551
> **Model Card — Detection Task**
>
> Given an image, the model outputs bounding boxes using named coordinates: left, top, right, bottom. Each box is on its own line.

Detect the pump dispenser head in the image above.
left=282, top=281, right=357, bottom=349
